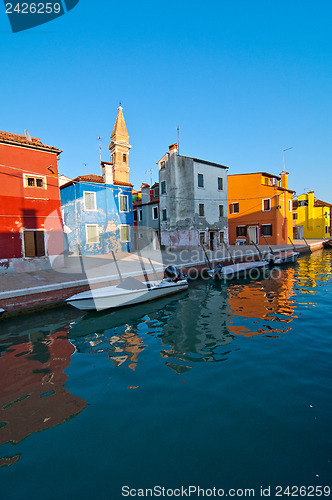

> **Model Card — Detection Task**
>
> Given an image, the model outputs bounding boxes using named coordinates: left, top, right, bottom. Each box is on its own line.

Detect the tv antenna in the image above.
left=98, top=136, right=102, bottom=163
left=24, top=129, right=32, bottom=142
left=145, top=168, right=153, bottom=186
left=177, top=126, right=180, bottom=155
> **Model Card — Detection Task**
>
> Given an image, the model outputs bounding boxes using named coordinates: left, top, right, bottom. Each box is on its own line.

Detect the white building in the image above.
left=158, top=143, right=228, bottom=249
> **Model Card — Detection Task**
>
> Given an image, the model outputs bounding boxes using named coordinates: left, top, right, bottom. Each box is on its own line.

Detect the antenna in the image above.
left=145, top=168, right=153, bottom=186
left=177, top=126, right=180, bottom=155
left=24, top=129, right=32, bottom=142
left=98, top=136, right=102, bottom=163
left=282, top=147, right=293, bottom=171
left=83, top=162, right=88, bottom=174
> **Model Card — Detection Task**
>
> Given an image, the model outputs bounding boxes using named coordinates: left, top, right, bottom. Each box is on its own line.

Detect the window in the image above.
left=288, top=199, right=292, bottom=212
left=219, top=231, right=225, bottom=243
left=86, top=224, right=99, bottom=243
left=160, top=161, right=165, bottom=169
left=152, top=206, right=158, bottom=220
left=162, top=209, right=167, bottom=221
left=264, top=177, right=269, bottom=185
left=299, top=200, right=308, bottom=207
left=198, top=173, right=204, bottom=188
left=263, top=198, right=271, bottom=211
left=133, top=210, right=138, bottom=222
left=199, top=204, right=205, bottom=216
left=139, top=209, right=143, bottom=221
left=218, top=177, right=223, bottom=190
left=123, top=154, right=127, bottom=163
left=219, top=205, right=224, bottom=217
left=160, top=180, right=166, bottom=194
left=24, top=174, right=46, bottom=189
left=293, top=213, right=298, bottom=220
left=120, top=225, right=130, bottom=242
left=84, top=191, right=97, bottom=211
left=236, top=226, right=247, bottom=237
left=261, top=224, right=273, bottom=237
left=230, top=202, right=239, bottom=214
left=119, top=195, right=129, bottom=212
left=200, top=232, right=205, bottom=245
left=23, top=230, right=45, bottom=257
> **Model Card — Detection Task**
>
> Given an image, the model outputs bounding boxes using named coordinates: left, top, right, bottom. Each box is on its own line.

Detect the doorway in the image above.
left=248, top=226, right=259, bottom=244
left=209, top=231, right=217, bottom=251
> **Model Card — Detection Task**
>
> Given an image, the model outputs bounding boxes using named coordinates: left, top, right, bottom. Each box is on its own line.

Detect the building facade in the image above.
left=0, top=131, right=63, bottom=273
left=158, top=144, right=229, bottom=249
left=227, top=171, right=294, bottom=245
left=294, top=191, right=331, bottom=239
left=60, top=107, right=133, bottom=255
left=133, top=183, right=160, bottom=250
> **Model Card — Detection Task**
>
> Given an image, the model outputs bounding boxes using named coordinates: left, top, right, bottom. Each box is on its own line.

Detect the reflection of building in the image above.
left=227, top=171, right=294, bottom=245
left=158, top=143, right=228, bottom=249
left=0, top=330, right=87, bottom=446
left=294, top=191, right=332, bottom=239
left=227, top=267, right=297, bottom=337
left=0, top=130, right=64, bottom=273
left=60, top=107, right=133, bottom=255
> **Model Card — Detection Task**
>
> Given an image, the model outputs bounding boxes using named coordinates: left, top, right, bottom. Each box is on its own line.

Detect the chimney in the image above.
left=280, top=171, right=289, bottom=189
left=141, top=183, right=151, bottom=204
left=102, top=162, right=113, bottom=185
left=169, top=143, right=178, bottom=154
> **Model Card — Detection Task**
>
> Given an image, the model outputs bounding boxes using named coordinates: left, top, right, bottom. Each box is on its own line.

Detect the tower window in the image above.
left=123, top=154, right=127, bottom=163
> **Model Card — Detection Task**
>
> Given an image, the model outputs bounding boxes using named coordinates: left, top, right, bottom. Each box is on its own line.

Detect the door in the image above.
left=209, top=231, right=216, bottom=251
left=248, top=226, right=259, bottom=244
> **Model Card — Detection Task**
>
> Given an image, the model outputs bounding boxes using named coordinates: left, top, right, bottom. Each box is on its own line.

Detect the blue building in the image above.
left=60, top=107, right=134, bottom=255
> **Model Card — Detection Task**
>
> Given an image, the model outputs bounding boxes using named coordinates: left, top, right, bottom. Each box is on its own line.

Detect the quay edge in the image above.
left=0, top=240, right=329, bottom=318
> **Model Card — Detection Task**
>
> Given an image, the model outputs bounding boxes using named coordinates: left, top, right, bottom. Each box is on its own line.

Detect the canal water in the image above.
left=0, top=250, right=331, bottom=499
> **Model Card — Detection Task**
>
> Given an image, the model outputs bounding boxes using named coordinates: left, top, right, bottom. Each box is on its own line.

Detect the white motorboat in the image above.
left=205, top=240, right=269, bottom=280
left=66, top=266, right=188, bottom=311
left=262, top=236, right=300, bottom=266
left=208, top=260, right=269, bottom=280
left=267, top=250, right=300, bottom=265
left=0, top=308, right=6, bottom=316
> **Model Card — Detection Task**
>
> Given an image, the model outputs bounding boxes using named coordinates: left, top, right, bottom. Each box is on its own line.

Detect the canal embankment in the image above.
left=0, top=239, right=328, bottom=317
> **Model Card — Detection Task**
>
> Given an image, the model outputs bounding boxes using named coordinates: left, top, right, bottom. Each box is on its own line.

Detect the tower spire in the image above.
left=108, top=106, right=131, bottom=184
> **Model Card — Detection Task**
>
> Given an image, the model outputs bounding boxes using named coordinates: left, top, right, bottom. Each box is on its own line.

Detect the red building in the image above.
left=0, top=131, right=64, bottom=273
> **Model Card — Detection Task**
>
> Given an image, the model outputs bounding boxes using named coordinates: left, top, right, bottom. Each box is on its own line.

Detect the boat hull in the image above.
left=66, top=280, right=188, bottom=311
left=208, top=261, right=269, bottom=280
left=269, top=252, right=300, bottom=265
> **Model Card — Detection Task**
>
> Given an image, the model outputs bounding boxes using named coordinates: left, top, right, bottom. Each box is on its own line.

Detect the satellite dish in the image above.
left=24, top=129, right=32, bottom=142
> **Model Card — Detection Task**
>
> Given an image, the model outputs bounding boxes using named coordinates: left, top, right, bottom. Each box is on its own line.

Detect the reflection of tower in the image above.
left=108, top=106, right=131, bottom=185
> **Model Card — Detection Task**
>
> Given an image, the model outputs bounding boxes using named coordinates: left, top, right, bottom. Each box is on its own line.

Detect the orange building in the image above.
left=227, top=171, right=294, bottom=245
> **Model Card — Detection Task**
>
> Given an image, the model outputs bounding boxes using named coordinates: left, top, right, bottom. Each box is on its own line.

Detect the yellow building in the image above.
left=295, top=191, right=332, bottom=239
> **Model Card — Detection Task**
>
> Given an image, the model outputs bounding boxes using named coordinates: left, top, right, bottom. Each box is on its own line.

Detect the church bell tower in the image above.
left=108, top=106, right=131, bottom=184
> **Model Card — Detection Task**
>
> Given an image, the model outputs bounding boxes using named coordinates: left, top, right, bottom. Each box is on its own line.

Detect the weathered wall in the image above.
left=60, top=181, right=133, bottom=255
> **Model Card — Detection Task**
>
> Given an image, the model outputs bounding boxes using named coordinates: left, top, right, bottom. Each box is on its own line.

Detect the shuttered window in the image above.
left=84, top=192, right=97, bottom=211
left=23, top=231, right=45, bottom=257
left=119, top=195, right=129, bottom=212
left=120, top=225, right=130, bottom=242
left=86, top=224, right=99, bottom=243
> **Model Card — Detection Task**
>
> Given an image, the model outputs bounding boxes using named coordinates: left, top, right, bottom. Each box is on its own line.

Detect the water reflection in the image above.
left=0, top=312, right=87, bottom=458
left=226, top=267, right=297, bottom=337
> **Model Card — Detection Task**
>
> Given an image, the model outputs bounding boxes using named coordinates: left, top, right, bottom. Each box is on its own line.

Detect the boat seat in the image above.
left=116, top=277, right=148, bottom=290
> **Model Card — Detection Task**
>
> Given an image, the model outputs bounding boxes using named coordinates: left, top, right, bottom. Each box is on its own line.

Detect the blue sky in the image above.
left=1, top=0, right=332, bottom=200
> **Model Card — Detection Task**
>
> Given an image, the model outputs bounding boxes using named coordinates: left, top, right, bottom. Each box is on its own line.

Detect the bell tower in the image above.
left=108, top=106, right=131, bottom=184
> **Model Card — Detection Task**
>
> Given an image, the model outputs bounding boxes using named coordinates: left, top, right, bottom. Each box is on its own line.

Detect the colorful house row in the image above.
left=0, top=106, right=134, bottom=273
